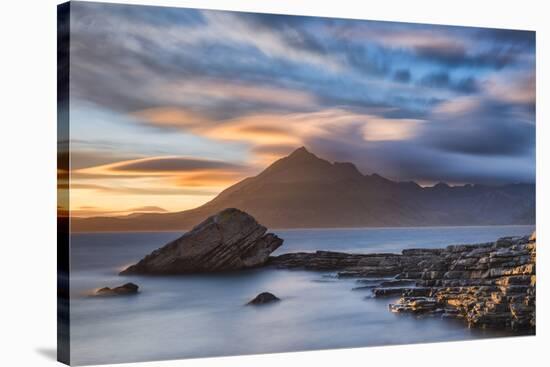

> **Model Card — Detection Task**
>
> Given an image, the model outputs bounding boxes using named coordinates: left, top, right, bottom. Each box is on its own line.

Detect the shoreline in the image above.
left=267, top=233, right=536, bottom=332
left=70, top=223, right=535, bottom=235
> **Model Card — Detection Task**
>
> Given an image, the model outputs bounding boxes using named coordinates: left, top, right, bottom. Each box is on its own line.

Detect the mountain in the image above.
left=72, top=147, right=535, bottom=232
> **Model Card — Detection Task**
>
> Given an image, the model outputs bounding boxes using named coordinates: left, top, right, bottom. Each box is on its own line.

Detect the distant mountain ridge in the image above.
left=73, top=147, right=535, bottom=232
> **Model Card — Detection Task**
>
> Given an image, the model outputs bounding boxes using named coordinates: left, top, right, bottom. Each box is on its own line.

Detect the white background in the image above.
left=0, top=0, right=547, bottom=366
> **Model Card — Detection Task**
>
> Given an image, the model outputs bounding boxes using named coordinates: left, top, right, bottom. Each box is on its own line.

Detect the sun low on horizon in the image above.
left=59, top=2, right=535, bottom=218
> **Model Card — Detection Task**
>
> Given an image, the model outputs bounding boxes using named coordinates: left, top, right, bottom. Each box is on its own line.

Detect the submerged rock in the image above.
left=247, top=292, right=280, bottom=305
left=95, top=283, right=139, bottom=297
left=120, top=208, right=283, bottom=275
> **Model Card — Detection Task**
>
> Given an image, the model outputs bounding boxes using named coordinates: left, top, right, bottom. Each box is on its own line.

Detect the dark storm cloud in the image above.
left=425, top=99, right=535, bottom=157
left=305, top=134, right=534, bottom=185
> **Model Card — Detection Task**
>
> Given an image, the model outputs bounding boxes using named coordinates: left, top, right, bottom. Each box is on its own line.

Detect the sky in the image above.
left=64, top=1, right=536, bottom=217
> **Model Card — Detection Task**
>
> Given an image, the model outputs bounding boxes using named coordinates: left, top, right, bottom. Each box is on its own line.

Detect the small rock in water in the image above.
left=95, top=283, right=139, bottom=297
left=247, top=292, right=280, bottom=305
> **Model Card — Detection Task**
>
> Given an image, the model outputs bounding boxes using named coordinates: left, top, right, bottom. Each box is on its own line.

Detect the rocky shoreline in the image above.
left=268, top=233, right=536, bottom=332
left=119, top=208, right=535, bottom=333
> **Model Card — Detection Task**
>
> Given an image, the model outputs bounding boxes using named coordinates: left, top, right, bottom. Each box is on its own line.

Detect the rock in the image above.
left=402, top=287, right=432, bottom=297
left=390, top=297, right=440, bottom=314
left=372, top=287, right=409, bottom=297
left=269, top=232, right=535, bottom=332
left=247, top=292, right=280, bottom=305
left=95, top=283, right=139, bottom=296
left=379, top=279, right=417, bottom=287
left=268, top=251, right=375, bottom=270
left=356, top=278, right=392, bottom=284
left=121, top=208, right=283, bottom=274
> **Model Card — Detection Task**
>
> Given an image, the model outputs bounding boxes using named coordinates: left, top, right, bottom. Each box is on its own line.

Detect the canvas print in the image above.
left=57, top=1, right=536, bottom=365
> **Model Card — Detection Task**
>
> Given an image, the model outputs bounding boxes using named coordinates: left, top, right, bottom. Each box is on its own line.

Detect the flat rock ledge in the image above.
left=94, top=283, right=139, bottom=297
left=121, top=208, right=283, bottom=275
left=269, top=233, right=536, bottom=331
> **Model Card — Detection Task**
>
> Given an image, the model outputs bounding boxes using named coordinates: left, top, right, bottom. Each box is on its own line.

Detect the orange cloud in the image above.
left=70, top=205, right=167, bottom=218
left=174, top=171, right=245, bottom=187
left=133, top=107, right=208, bottom=130
left=134, top=107, right=426, bottom=162
left=362, top=118, right=424, bottom=141
left=69, top=154, right=247, bottom=215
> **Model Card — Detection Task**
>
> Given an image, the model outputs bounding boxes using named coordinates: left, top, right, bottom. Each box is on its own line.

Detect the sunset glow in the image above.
left=66, top=3, right=535, bottom=217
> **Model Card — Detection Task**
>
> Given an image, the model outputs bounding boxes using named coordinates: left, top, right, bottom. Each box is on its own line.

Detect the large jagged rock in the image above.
left=120, top=208, right=283, bottom=275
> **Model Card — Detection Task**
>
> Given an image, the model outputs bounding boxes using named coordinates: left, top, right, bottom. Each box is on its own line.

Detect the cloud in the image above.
left=362, top=118, right=423, bottom=141
left=331, top=23, right=523, bottom=70
left=148, top=79, right=319, bottom=115
left=305, top=134, right=534, bottom=185
left=413, top=44, right=516, bottom=69
left=484, top=71, right=535, bottom=106
left=69, top=150, right=141, bottom=170
left=67, top=2, right=536, bottom=193
left=174, top=172, right=244, bottom=187
left=129, top=206, right=167, bottom=212
left=71, top=205, right=166, bottom=217
left=418, top=71, right=479, bottom=93
left=393, top=69, right=411, bottom=83
left=426, top=97, right=535, bottom=156
left=106, top=157, right=243, bottom=173
left=71, top=182, right=217, bottom=196
left=72, top=156, right=249, bottom=193
left=137, top=106, right=426, bottom=148
left=475, top=28, right=535, bottom=50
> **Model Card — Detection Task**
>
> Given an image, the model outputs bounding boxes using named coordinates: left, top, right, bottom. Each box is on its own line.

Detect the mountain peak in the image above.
left=288, top=146, right=314, bottom=158
left=254, top=146, right=366, bottom=184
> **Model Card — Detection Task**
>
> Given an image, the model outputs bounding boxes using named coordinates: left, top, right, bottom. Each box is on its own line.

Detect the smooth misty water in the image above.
left=70, top=225, right=534, bottom=365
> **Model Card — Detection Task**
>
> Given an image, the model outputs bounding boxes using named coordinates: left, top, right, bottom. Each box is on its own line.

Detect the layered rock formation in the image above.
left=121, top=208, right=283, bottom=275
left=269, top=233, right=536, bottom=331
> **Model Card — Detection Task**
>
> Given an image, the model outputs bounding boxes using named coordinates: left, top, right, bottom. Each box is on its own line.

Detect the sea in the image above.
left=69, top=225, right=534, bottom=365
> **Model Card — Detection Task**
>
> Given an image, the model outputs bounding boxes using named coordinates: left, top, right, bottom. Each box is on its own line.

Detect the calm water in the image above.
left=70, top=225, right=534, bottom=365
